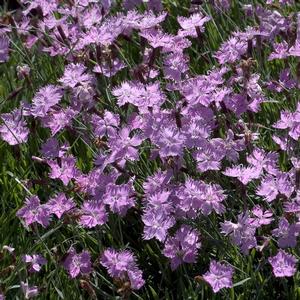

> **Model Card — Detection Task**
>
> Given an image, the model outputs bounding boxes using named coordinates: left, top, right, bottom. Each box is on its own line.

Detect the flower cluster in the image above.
left=1, top=0, right=300, bottom=298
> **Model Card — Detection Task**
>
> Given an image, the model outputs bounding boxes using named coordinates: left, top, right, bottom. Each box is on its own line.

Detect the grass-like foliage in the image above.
left=1, top=0, right=300, bottom=299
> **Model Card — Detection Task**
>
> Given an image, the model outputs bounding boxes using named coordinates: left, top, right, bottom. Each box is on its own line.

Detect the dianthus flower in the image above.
left=103, top=183, right=135, bottom=216
left=163, top=225, right=201, bottom=270
left=268, top=250, right=297, bottom=277
left=21, top=281, right=39, bottom=299
left=203, top=260, right=234, bottom=293
left=221, top=212, right=257, bottom=254
left=17, top=196, right=50, bottom=228
left=142, top=210, right=175, bottom=242
left=79, top=200, right=107, bottom=228
left=42, top=108, right=78, bottom=135
left=177, top=13, right=211, bottom=37
left=31, top=85, right=63, bottom=117
left=272, top=218, right=300, bottom=248
left=214, top=36, right=248, bottom=64
left=59, top=63, right=94, bottom=88
left=47, top=155, right=77, bottom=186
left=100, top=248, right=145, bottom=290
left=46, top=193, right=76, bottom=219
left=22, top=254, right=47, bottom=273
left=63, top=248, right=92, bottom=278
left=0, top=108, right=29, bottom=145
left=249, top=205, right=273, bottom=227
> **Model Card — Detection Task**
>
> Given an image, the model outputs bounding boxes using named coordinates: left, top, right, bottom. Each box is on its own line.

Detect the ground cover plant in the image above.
left=0, top=0, right=300, bottom=299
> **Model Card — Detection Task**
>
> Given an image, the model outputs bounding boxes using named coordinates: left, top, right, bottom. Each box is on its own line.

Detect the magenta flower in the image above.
left=63, top=248, right=92, bottom=278
left=268, top=250, right=297, bottom=277
left=163, top=225, right=201, bottom=270
left=47, top=155, right=77, bottom=186
left=0, top=108, right=29, bottom=146
left=100, top=248, right=145, bottom=290
left=203, top=260, right=234, bottom=293
left=46, top=193, right=76, bottom=219
left=79, top=200, right=107, bottom=228
left=22, top=254, right=47, bottom=273
left=17, top=196, right=50, bottom=228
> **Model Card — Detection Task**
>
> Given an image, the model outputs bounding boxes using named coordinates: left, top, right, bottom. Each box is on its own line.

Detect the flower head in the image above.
left=63, top=248, right=92, bottom=278
left=268, top=250, right=297, bottom=277
left=203, top=260, right=234, bottom=293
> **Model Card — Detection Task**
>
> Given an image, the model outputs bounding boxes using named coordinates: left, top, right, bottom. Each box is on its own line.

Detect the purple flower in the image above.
left=93, top=58, right=126, bottom=77
left=59, top=63, right=94, bottom=88
left=146, top=190, right=173, bottom=215
left=268, top=250, right=297, bottom=277
left=163, top=225, right=201, bottom=270
left=0, top=35, right=9, bottom=62
left=91, top=111, right=120, bottom=138
left=31, top=85, right=63, bottom=117
left=223, top=165, right=261, bottom=185
left=247, top=148, right=278, bottom=175
left=100, top=248, right=145, bottom=290
left=221, top=212, right=257, bottom=254
left=22, top=254, right=47, bottom=273
left=63, top=248, right=92, bottom=278
left=272, top=218, right=299, bottom=248
left=46, top=193, right=76, bottom=219
left=222, top=129, right=245, bottom=162
left=203, top=260, right=234, bottom=293
left=194, top=146, right=223, bottom=173
left=17, top=196, right=50, bottom=228
left=40, top=137, right=59, bottom=158
left=0, top=108, right=29, bottom=145
left=107, top=127, right=143, bottom=164
left=42, top=108, right=77, bottom=135
left=268, top=41, right=289, bottom=60
left=200, top=183, right=226, bottom=215
left=177, top=13, right=211, bottom=37
left=79, top=200, right=107, bottom=228
left=249, top=205, right=273, bottom=227
left=21, top=281, right=39, bottom=299
left=103, top=183, right=135, bottom=216
left=142, top=210, right=175, bottom=242
left=47, top=155, right=77, bottom=186
left=143, top=170, right=172, bottom=195
left=214, top=36, right=248, bottom=64
left=257, top=173, right=293, bottom=202
left=155, top=126, right=186, bottom=158
left=163, top=52, right=189, bottom=81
